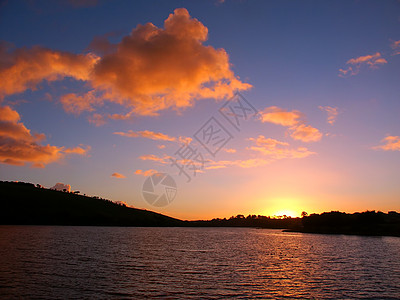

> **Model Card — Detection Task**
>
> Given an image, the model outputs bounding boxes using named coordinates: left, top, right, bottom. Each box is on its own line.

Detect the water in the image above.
left=0, top=226, right=399, bottom=299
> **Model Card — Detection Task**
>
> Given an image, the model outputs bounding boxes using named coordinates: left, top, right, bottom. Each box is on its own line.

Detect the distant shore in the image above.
left=1, top=181, right=399, bottom=237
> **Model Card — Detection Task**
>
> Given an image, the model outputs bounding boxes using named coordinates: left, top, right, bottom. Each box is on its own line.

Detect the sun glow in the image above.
left=272, top=209, right=299, bottom=218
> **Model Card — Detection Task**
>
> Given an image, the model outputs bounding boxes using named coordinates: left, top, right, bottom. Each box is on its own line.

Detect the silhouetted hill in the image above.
left=2, top=181, right=399, bottom=236
left=0, top=181, right=183, bottom=226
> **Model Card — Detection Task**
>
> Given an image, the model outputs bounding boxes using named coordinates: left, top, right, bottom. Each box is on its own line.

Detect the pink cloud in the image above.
left=248, top=135, right=315, bottom=159
left=319, top=106, right=339, bottom=125
left=373, top=136, right=400, bottom=151
left=339, top=52, right=387, bottom=77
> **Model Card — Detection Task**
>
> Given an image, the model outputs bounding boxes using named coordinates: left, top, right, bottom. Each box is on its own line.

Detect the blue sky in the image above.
left=0, top=0, right=399, bottom=219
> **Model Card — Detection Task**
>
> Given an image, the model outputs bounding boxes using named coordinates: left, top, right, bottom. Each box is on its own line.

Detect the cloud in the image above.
left=87, top=113, right=106, bottom=126
left=108, top=111, right=133, bottom=121
left=51, top=183, right=71, bottom=192
left=319, top=106, right=339, bottom=125
left=289, top=124, right=323, bottom=142
left=113, top=130, right=176, bottom=141
left=248, top=135, right=315, bottom=159
left=0, top=105, right=20, bottom=122
left=224, top=148, right=236, bottom=153
left=206, top=158, right=271, bottom=169
left=178, top=136, right=192, bottom=145
left=111, top=172, right=126, bottom=178
left=259, top=106, right=322, bottom=143
left=114, top=129, right=192, bottom=147
left=1, top=9, right=250, bottom=119
left=373, top=136, right=400, bottom=151
left=0, top=105, right=90, bottom=167
left=139, top=154, right=172, bottom=164
left=391, top=40, right=400, bottom=56
left=63, top=145, right=91, bottom=155
left=138, top=135, right=314, bottom=172
left=339, top=52, right=387, bottom=77
left=83, top=8, right=251, bottom=116
left=0, top=43, right=98, bottom=98
left=135, top=169, right=158, bottom=176
left=60, top=91, right=101, bottom=115
left=259, top=106, right=302, bottom=126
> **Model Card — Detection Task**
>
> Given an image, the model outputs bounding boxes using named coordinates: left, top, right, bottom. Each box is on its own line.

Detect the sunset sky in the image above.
left=1, top=0, right=399, bottom=220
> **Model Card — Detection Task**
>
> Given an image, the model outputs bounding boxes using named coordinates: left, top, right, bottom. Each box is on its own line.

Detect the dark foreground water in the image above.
left=0, top=226, right=399, bottom=299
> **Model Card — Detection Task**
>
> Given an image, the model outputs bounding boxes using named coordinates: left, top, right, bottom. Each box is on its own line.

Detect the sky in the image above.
left=0, top=0, right=399, bottom=220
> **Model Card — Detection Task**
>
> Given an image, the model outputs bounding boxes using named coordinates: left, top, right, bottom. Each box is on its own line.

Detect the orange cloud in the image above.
left=63, top=145, right=91, bottom=155
left=259, top=106, right=322, bottom=143
left=391, top=40, right=400, bottom=56
left=178, top=136, right=192, bottom=145
left=319, top=106, right=339, bottom=125
left=108, top=111, right=133, bottom=121
left=135, top=169, right=158, bottom=176
left=207, top=158, right=271, bottom=169
left=196, top=136, right=311, bottom=171
left=60, top=91, right=101, bottom=115
left=0, top=105, right=90, bottom=167
left=0, top=43, right=98, bottom=98
left=260, top=106, right=302, bottom=126
left=111, top=172, right=126, bottom=178
left=81, top=8, right=251, bottom=116
left=1, top=9, right=250, bottom=118
left=0, top=105, right=20, bottom=122
left=114, top=130, right=176, bottom=141
left=114, top=130, right=192, bottom=147
left=373, top=136, right=400, bottom=151
left=87, top=113, right=106, bottom=126
left=224, top=148, right=236, bottom=153
left=139, top=154, right=172, bottom=164
left=339, top=52, right=387, bottom=77
left=289, top=124, right=322, bottom=142
left=248, top=135, right=315, bottom=159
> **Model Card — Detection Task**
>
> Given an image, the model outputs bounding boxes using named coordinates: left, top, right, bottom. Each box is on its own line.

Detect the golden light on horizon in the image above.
left=272, top=209, right=299, bottom=218
left=260, top=196, right=302, bottom=218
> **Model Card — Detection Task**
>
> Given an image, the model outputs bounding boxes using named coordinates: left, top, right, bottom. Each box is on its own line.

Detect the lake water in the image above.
left=0, top=226, right=399, bottom=299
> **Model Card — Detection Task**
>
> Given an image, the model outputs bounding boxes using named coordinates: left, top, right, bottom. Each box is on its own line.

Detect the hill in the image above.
left=286, top=211, right=400, bottom=237
left=1, top=181, right=399, bottom=237
left=0, top=181, right=183, bottom=226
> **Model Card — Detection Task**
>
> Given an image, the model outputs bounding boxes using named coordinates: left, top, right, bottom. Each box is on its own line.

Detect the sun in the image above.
left=272, top=209, right=299, bottom=218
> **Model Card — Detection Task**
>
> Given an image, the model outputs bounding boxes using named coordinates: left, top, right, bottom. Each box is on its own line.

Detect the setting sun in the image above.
left=1, top=1, right=399, bottom=299
left=272, top=210, right=299, bottom=218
